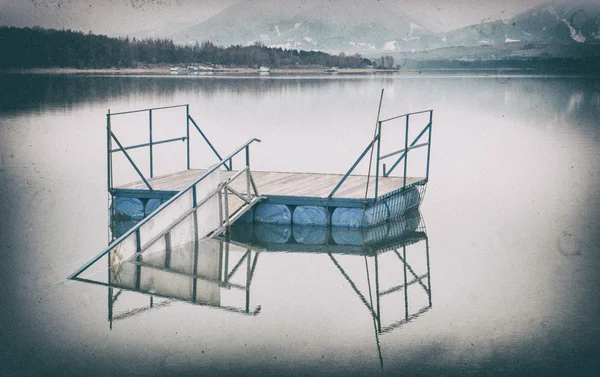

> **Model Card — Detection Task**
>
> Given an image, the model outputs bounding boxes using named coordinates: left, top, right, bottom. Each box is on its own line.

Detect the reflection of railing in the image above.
left=107, top=104, right=230, bottom=192
left=69, top=138, right=261, bottom=281
left=327, top=217, right=431, bottom=335
left=328, top=109, right=433, bottom=199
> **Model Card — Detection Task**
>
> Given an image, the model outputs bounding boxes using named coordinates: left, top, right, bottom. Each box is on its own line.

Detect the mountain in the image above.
left=168, top=0, right=600, bottom=58
left=172, top=0, right=432, bottom=53
left=433, top=1, right=600, bottom=49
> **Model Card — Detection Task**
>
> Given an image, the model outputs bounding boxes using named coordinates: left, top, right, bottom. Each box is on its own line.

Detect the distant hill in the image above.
left=173, top=0, right=431, bottom=53
left=435, top=1, right=600, bottom=48
left=171, top=0, right=600, bottom=56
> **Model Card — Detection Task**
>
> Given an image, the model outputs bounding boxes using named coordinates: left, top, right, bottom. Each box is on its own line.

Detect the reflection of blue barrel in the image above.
left=332, top=222, right=390, bottom=245
left=332, top=210, right=422, bottom=246
left=145, top=198, right=163, bottom=216
left=111, top=219, right=140, bottom=238
left=387, top=210, right=420, bottom=237
left=114, top=197, right=144, bottom=220
left=293, top=206, right=329, bottom=226
left=293, top=225, right=328, bottom=245
left=254, top=204, right=292, bottom=225
left=255, top=223, right=292, bottom=244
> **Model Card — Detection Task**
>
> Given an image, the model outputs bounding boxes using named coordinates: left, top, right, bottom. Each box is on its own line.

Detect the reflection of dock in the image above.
left=72, top=210, right=431, bottom=343
left=225, top=209, right=426, bottom=255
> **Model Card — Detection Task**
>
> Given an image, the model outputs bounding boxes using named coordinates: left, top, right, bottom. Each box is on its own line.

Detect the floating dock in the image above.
left=106, top=103, right=433, bottom=230
left=68, top=102, right=434, bottom=314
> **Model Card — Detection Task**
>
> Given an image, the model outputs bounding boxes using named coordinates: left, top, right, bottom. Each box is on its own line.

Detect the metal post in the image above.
left=192, top=185, right=197, bottom=208
left=403, top=115, right=409, bottom=189
left=224, top=242, right=230, bottom=284
left=186, top=104, right=190, bottom=170
left=246, top=250, right=251, bottom=313
left=374, top=253, right=381, bottom=333
left=217, top=190, right=223, bottom=226
left=374, top=122, right=382, bottom=200
left=425, top=237, right=431, bottom=306
left=135, top=229, right=142, bottom=290
left=224, top=186, right=230, bottom=231
left=246, top=146, right=251, bottom=200
left=107, top=110, right=112, bottom=191
left=403, top=246, right=408, bottom=320
left=192, top=215, right=199, bottom=303
left=149, top=109, right=153, bottom=178
left=426, top=111, right=433, bottom=181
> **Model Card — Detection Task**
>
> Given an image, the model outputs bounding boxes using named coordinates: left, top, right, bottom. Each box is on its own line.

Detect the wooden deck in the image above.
left=116, top=169, right=423, bottom=200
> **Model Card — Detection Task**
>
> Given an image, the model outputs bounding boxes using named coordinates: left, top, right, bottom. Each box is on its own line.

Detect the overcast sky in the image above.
left=0, top=0, right=552, bottom=36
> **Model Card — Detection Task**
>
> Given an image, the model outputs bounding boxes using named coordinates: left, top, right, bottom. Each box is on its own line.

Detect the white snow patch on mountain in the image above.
left=383, top=41, right=397, bottom=51
left=303, top=36, right=317, bottom=44
left=274, top=25, right=281, bottom=37
left=563, top=19, right=586, bottom=42
left=505, top=37, right=521, bottom=43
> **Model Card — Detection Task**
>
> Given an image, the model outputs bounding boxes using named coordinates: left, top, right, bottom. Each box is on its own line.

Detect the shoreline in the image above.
left=2, top=67, right=397, bottom=75
left=2, top=66, right=596, bottom=77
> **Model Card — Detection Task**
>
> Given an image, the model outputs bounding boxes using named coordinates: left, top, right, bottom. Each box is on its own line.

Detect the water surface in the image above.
left=0, top=72, right=599, bottom=376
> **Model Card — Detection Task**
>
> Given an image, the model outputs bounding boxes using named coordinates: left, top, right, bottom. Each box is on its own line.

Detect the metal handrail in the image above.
left=69, top=138, right=261, bottom=280
left=328, top=109, right=433, bottom=200
left=107, top=104, right=229, bottom=190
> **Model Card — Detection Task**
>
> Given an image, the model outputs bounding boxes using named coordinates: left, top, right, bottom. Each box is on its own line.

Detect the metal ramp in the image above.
left=69, top=139, right=262, bottom=281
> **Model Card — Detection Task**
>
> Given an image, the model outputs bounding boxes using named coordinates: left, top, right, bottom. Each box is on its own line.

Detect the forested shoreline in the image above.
left=0, top=26, right=372, bottom=69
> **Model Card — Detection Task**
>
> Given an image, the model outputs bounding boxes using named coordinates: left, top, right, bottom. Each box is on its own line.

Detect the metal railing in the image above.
left=69, top=138, right=261, bottom=280
left=107, top=104, right=229, bottom=192
left=328, top=109, right=433, bottom=200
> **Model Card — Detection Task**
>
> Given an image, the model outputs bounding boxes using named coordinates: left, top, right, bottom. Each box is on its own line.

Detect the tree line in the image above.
left=0, top=26, right=374, bottom=69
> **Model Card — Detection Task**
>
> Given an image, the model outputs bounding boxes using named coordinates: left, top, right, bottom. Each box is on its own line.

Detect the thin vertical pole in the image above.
left=425, top=237, right=431, bottom=306
left=223, top=242, right=230, bottom=284
left=374, top=253, right=381, bottom=333
left=107, top=110, right=112, bottom=191
left=403, top=115, right=409, bottom=189
left=135, top=229, right=142, bottom=291
left=218, top=241, right=224, bottom=282
left=192, top=214, right=199, bottom=303
left=108, top=239, right=113, bottom=330
left=186, top=104, right=190, bottom=170
left=149, top=109, right=153, bottom=178
left=245, top=146, right=251, bottom=200
left=375, top=122, right=382, bottom=199
left=164, top=232, right=172, bottom=269
left=403, top=245, right=408, bottom=320
left=224, top=187, right=230, bottom=232
left=426, top=110, right=433, bottom=181
left=245, top=250, right=251, bottom=313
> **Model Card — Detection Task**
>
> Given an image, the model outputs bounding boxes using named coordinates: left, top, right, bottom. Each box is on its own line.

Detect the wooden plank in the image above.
left=116, top=168, right=423, bottom=201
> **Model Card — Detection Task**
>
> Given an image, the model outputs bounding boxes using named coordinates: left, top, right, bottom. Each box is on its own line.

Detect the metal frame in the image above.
left=107, top=104, right=230, bottom=192
left=69, top=138, right=261, bottom=280
left=328, top=109, right=433, bottom=201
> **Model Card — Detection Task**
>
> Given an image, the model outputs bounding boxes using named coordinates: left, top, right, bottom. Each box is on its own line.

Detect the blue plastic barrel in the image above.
left=113, top=197, right=145, bottom=220
left=293, top=206, right=329, bottom=226
left=254, top=204, right=292, bottom=225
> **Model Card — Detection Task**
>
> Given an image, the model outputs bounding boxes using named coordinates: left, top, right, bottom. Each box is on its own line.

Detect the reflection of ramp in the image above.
left=74, top=238, right=261, bottom=325
left=69, top=140, right=261, bottom=281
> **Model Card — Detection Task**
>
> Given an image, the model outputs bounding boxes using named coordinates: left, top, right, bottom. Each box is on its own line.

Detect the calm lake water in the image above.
left=1, top=72, right=599, bottom=376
